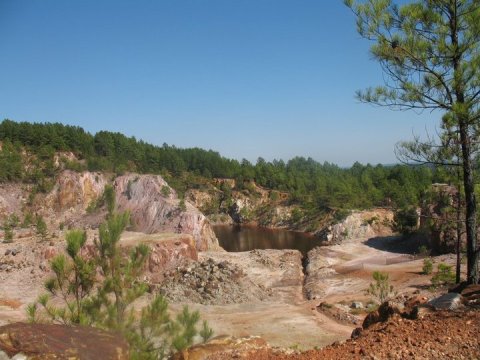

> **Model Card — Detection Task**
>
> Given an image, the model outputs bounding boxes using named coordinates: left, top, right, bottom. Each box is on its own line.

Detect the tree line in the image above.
left=0, top=119, right=442, bottom=211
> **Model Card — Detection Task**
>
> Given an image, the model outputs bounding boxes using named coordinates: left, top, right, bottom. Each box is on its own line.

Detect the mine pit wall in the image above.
left=114, top=174, right=221, bottom=252
left=3, top=170, right=223, bottom=253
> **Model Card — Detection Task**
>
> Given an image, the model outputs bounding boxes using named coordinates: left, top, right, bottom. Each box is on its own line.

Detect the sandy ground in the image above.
left=306, top=235, right=455, bottom=307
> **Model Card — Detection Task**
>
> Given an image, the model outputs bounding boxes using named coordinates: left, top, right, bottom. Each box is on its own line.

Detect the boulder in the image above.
left=350, top=301, right=363, bottom=309
left=362, top=302, right=402, bottom=329
left=0, top=323, right=128, bottom=359
left=351, top=327, right=363, bottom=339
left=458, top=284, right=480, bottom=306
left=428, top=292, right=464, bottom=310
left=404, top=295, right=428, bottom=311
left=459, top=284, right=480, bottom=297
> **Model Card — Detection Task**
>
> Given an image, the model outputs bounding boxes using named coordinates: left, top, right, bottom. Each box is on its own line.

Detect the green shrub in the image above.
left=319, top=302, right=333, bottom=309
left=363, top=216, right=379, bottom=226
left=22, top=212, right=34, bottom=228
left=431, top=263, right=456, bottom=287
left=239, top=206, right=252, bottom=222
left=269, top=191, right=279, bottom=201
left=35, top=216, right=48, bottom=241
left=86, top=200, right=98, bottom=214
left=199, top=320, right=214, bottom=343
left=290, top=208, right=303, bottom=223
left=350, top=308, right=364, bottom=315
left=161, top=185, right=171, bottom=197
left=63, top=158, right=87, bottom=172
left=178, top=198, right=187, bottom=212
left=393, top=207, right=418, bottom=235
left=417, top=245, right=429, bottom=257
left=333, top=209, right=350, bottom=223
left=366, top=271, right=396, bottom=304
left=365, top=301, right=379, bottom=313
left=8, top=214, right=19, bottom=228
left=422, top=257, right=433, bottom=275
left=201, top=198, right=220, bottom=216
left=3, top=225, right=13, bottom=243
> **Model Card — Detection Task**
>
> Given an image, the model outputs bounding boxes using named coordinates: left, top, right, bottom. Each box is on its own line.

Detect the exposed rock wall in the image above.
left=186, top=182, right=294, bottom=228
left=26, top=171, right=221, bottom=251
left=118, top=232, right=199, bottom=283
left=0, top=184, right=24, bottom=219
left=114, top=174, right=220, bottom=251
left=44, top=170, right=107, bottom=211
left=318, top=209, right=393, bottom=244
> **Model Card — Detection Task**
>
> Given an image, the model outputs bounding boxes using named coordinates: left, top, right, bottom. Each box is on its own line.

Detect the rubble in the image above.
left=159, top=258, right=272, bottom=305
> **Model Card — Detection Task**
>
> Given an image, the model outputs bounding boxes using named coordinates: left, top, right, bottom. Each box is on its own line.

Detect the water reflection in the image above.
left=213, top=225, right=323, bottom=254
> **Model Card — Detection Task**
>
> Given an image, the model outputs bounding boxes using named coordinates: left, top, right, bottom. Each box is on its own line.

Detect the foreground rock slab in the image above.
left=0, top=323, right=128, bottom=360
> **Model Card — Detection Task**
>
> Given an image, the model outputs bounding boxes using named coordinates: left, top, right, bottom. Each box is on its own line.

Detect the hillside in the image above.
left=0, top=120, right=439, bottom=215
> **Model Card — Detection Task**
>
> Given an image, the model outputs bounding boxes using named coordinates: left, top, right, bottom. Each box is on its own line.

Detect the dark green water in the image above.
left=213, top=225, right=324, bottom=254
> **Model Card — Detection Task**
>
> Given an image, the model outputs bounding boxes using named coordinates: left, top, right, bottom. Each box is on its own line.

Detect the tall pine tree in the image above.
left=345, top=0, right=480, bottom=284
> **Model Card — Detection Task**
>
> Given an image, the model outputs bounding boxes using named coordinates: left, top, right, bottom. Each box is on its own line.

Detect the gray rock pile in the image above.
left=159, top=258, right=271, bottom=305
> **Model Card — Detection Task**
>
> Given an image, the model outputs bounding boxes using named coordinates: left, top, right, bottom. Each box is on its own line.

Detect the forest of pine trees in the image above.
left=0, top=119, right=449, bottom=211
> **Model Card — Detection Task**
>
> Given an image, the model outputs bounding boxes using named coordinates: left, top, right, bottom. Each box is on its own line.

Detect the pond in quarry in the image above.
left=213, top=225, right=324, bottom=254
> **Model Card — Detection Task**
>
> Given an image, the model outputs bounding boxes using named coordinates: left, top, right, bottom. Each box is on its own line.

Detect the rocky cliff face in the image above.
left=0, top=184, right=24, bottom=219
left=114, top=174, right=220, bottom=251
left=45, top=170, right=107, bottom=211
left=118, top=232, right=199, bottom=284
left=186, top=181, right=296, bottom=229
left=7, top=171, right=220, bottom=252
left=318, top=209, right=394, bottom=245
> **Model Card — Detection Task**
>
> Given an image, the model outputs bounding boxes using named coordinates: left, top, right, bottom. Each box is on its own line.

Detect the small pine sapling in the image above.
left=199, top=320, right=214, bottom=343
left=366, top=271, right=397, bottom=304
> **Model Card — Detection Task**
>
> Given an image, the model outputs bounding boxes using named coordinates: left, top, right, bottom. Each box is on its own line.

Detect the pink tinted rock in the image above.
left=114, top=174, right=220, bottom=251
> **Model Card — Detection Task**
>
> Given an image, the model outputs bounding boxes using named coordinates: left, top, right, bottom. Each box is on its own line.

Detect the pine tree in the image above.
left=29, top=230, right=95, bottom=324
left=28, top=212, right=212, bottom=358
left=35, top=215, right=48, bottom=241
left=3, top=224, right=13, bottom=243
left=345, top=0, right=480, bottom=283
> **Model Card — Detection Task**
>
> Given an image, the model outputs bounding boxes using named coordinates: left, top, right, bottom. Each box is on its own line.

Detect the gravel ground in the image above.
left=205, top=309, right=480, bottom=359
left=159, top=257, right=272, bottom=305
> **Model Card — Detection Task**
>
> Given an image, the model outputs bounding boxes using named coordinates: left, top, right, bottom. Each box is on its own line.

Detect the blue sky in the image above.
left=0, top=0, right=439, bottom=166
